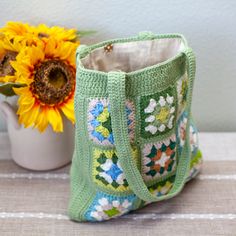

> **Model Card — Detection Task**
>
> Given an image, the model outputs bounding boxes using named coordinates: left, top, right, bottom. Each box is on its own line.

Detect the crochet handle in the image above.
left=107, top=48, right=196, bottom=202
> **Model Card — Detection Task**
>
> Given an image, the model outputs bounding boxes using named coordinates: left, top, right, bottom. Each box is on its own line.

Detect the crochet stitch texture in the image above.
left=69, top=32, right=203, bottom=222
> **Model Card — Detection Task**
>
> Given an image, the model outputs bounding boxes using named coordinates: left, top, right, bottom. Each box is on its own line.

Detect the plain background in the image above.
left=0, top=0, right=235, bottom=132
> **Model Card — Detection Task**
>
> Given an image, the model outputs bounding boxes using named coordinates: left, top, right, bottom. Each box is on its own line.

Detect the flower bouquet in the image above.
left=0, top=22, right=90, bottom=170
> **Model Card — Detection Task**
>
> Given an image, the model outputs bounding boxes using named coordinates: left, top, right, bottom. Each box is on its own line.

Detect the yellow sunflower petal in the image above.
left=44, top=38, right=57, bottom=58
left=18, top=103, right=40, bottom=128
left=62, top=28, right=77, bottom=41
left=11, top=61, right=32, bottom=84
left=47, top=107, right=63, bottom=132
left=15, top=87, right=37, bottom=120
left=29, top=46, right=45, bottom=66
left=26, top=104, right=40, bottom=127
left=53, top=41, right=77, bottom=66
left=18, top=92, right=35, bottom=105
left=60, top=98, right=75, bottom=124
left=36, top=24, right=49, bottom=35
left=54, top=41, right=73, bottom=59
left=0, top=75, right=16, bottom=83
left=13, top=86, right=29, bottom=95
left=0, top=35, right=25, bottom=52
left=17, top=103, right=34, bottom=115
left=0, top=22, right=31, bottom=36
left=35, top=24, right=77, bottom=41
left=34, top=107, right=49, bottom=133
left=17, top=95, right=35, bottom=115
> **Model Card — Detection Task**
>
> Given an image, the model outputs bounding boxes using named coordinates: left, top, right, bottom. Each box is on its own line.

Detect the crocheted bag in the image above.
left=69, top=32, right=203, bottom=222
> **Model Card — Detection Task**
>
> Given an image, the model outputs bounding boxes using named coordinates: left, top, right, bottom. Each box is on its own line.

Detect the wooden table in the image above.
left=0, top=132, right=236, bottom=236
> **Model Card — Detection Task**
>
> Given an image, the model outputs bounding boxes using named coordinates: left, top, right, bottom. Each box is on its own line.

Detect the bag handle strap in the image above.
left=107, top=48, right=196, bottom=202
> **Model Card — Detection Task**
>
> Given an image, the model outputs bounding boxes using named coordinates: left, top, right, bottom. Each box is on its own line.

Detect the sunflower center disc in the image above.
left=31, top=59, right=75, bottom=105
left=0, top=50, right=17, bottom=77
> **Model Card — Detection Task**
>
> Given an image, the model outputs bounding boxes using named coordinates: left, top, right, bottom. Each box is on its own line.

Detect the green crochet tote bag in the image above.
left=69, top=32, right=203, bottom=222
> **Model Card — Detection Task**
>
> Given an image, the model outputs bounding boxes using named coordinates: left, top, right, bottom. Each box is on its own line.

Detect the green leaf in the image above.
left=76, top=30, right=96, bottom=38
left=0, top=82, right=26, bottom=97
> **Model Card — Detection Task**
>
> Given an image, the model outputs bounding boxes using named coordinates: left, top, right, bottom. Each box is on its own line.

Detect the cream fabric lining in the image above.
left=81, top=38, right=185, bottom=73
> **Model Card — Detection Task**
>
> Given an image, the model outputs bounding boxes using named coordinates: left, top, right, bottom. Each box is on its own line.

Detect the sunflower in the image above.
left=0, top=21, right=78, bottom=45
left=34, top=24, right=78, bottom=42
left=0, top=35, right=26, bottom=83
left=11, top=38, right=78, bottom=132
left=0, top=21, right=33, bottom=38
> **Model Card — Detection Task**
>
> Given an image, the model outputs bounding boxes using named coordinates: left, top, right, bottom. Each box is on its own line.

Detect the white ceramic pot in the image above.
left=0, top=101, right=75, bottom=171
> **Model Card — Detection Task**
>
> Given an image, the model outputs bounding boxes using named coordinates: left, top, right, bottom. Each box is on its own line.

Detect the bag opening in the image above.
left=81, top=38, right=186, bottom=73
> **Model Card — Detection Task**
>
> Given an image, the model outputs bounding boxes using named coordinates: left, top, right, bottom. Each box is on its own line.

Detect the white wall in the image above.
left=0, top=0, right=236, bottom=132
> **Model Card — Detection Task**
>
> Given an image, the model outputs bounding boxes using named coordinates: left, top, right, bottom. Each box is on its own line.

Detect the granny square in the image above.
left=140, top=87, right=177, bottom=138
left=88, top=98, right=135, bottom=146
left=84, top=192, right=137, bottom=221
left=92, top=147, right=138, bottom=192
left=141, top=133, right=177, bottom=182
